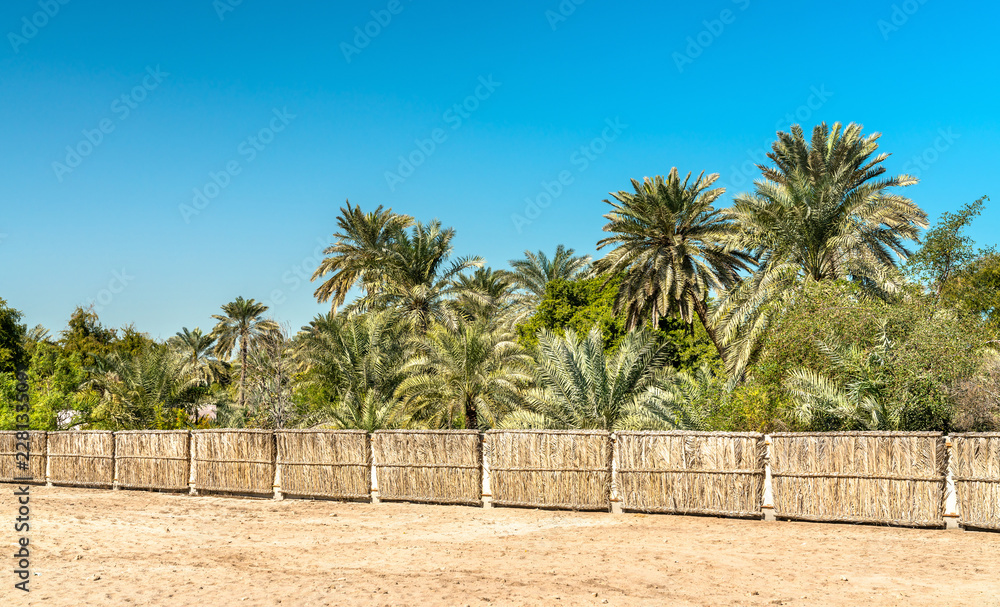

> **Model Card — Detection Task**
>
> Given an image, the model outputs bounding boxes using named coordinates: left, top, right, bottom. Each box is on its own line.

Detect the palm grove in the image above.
left=3, top=123, right=999, bottom=433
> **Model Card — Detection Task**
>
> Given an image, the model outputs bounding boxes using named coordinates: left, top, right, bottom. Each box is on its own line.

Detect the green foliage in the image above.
left=86, top=346, right=201, bottom=430
left=296, top=310, right=411, bottom=431
left=753, top=281, right=983, bottom=430
left=0, top=298, right=27, bottom=375
left=516, top=276, right=628, bottom=353
left=906, top=196, right=992, bottom=295
left=59, top=307, right=117, bottom=367
left=942, top=252, right=1000, bottom=331
left=702, top=384, right=792, bottom=433
left=654, top=315, right=721, bottom=373
left=517, top=276, right=719, bottom=372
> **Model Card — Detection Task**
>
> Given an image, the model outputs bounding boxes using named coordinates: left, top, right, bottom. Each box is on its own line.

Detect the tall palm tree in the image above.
left=508, top=245, right=591, bottom=309
left=297, top=310, right=411, bottom=431
left=500, top=326, right=698, bottom=430
left=167, top=327, right=225, bottom=386
left=714, top=122, right=928, bottom=376
left=311, top=202, right=415, bottom=311
left=211, top=297, right=279, bottom=411
left=312, top=204, right=482, bottom=331
left=594, top=168, right=754, bottom=360
left=397, top=321, right=533, bottom=429
left=358, top=220, right=483, bottom=331
left=451, top=267, right=521, bottom=330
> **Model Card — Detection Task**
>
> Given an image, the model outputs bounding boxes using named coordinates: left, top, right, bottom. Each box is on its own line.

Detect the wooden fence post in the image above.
left=943, top=435, right=960, bottom=530
left=761, top=434, right=776, bottom=521
left=112, top=432, right=119, bottom=491
left=370, top=433, right=380, bottom=504
left=273, top=432, right=283, bottom=500
left=188, top=431, right=198, bottom=496
left=45, top=434, right=52, bottom=487
left=481, top=433, right=492, bottom=509
left=610, top=433, right=622, bottom=514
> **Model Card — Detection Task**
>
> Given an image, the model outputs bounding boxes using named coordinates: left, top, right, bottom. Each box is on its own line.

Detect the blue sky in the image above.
left=1, top=0, right=997, bottom=339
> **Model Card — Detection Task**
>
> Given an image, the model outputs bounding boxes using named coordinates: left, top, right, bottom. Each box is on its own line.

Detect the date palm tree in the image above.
left=87, top=346, right=202, bottom=430
left=508, top=245, right=591, bottom=312
left=594, top=168, right=754, bottom=361
left=451, top=267, right=521, bottom=330
left=211, top=297, right=279, bottom=411
left=311, top=202, right=414, bottom=311
left=297, top=310, right=411, bottom=431
left=312, top=204, right=482, bottom=331
left=714, top=122, right=928, bottom=376
left=500, top=326, right=700, bottom=430
left=358, top=220, right=483, bottom=331
left=397, top=321, right=533, bottom=429
left=168, top=327, right=225, bottom=386
left=784, top=323, right=903, bottom=430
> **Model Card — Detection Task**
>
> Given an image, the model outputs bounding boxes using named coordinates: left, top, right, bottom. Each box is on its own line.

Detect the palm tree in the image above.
left=311, top=202, right=415, bottom=311
left=500, top=326, right=697, bottom=430
left=312, top=204, right=483, bottom=331
left=211, top=297, right=279, bottom=411
left=297, top=310, right=411, bottom=431
left=167, top=327, right=225, bottom=386
left=25, top=324, right=52, bottom=344
left=87, top=346, right=202, bottom=430
left=397, top=321, right=533, bottom=429
left=508, top=245, right=591, bottom=310
left=451, top=267, right=521, bottom=330
left=714, top=122, right=928, bottom=376
left=358, top=220, right=483, bottom=331
left=784, top=324, right=902, bottom=430
left=594, top=169, right=754, bottom=360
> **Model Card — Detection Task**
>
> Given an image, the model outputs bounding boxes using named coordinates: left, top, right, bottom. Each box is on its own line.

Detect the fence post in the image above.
left=481, top=433, right=492, bottom=509
left=610, top=433, right=622, bottom=514
left=943, top=435, right=960, bottom=530
left=188, top=431, right=198, bottom=496
left=112, top=432, right=119, bottom=491
left=272, top=432, right=283, bottom=500
left=45, top=433, right=52, bottom=487
left=370, top=433, right=380, bottom=504
left=761, top=434, right=776, bottom=521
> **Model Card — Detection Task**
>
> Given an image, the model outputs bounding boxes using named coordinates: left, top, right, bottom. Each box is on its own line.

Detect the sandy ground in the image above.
left=3, top=486, right=999, bottom=606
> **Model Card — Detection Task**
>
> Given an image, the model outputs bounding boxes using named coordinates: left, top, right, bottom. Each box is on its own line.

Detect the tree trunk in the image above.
left=239, top=333, right=247, bottom=411
left=692, top=297, right=727, bottom=366
left=464, top=398, right=477, bottom=430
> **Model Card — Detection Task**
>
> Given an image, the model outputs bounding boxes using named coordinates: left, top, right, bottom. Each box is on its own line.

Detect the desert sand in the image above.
left=4, top=485, right=1000, bottom=606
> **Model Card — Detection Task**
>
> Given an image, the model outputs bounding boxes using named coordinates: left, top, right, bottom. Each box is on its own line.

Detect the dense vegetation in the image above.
left=3, top=122, right=998, bottom=433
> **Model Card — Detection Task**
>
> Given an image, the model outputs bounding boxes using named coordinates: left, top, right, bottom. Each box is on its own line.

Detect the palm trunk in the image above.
left=692, top=297, right=727, bottom=366
left=464, top=398, right=477, bottom=430
left=239, top=334, right=247, bottom=411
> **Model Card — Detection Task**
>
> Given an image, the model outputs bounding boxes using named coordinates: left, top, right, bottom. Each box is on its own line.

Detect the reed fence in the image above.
left=47, top=431, right=115, bottom=488
left=0, top=431, right=46, bottom=483
left=115, top=430, right=191, bottom=491
left=8, top=429, right=1000, bottom=532
left=951, top=433, right=1000, bottom=530
left=192, top=430, right=275, bottom=495
left=770, top=432, right=946, bottom=526
left=487, top=430, right=611, bottom=510
left=615, top=432, right=765, bottom=517
left=276, top=430, right=370, bottom=500
left=372, top=430, right=482, bottom=505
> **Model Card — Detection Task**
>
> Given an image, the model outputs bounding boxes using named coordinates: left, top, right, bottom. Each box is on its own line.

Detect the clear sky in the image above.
left=1, top=0, right=997, bottom=339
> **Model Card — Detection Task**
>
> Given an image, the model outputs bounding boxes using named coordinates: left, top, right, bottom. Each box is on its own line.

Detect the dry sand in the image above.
left=4, top=485, right=1000, bottom=606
